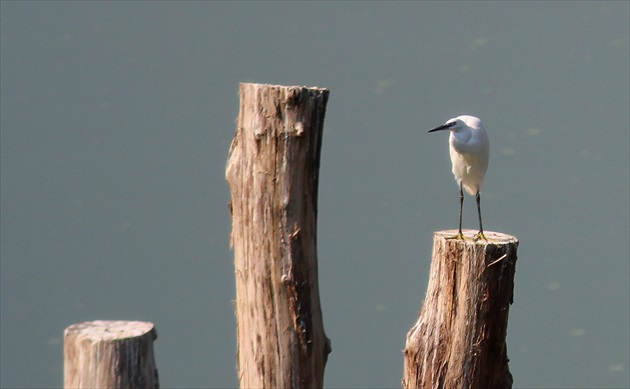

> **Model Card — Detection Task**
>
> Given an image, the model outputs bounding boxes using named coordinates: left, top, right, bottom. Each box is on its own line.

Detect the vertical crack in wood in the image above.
left=403, top=231, right=518, bottom=389
left=227, top=83, right=329, bottom=388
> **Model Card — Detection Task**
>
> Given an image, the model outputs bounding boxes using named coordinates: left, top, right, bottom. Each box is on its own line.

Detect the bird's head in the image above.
left=456, top=115, right=484, bottom=131
left=428, top=115, right=484, bottom=134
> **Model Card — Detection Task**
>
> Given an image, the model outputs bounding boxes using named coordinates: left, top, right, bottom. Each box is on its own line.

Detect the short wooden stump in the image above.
left=64, top=320, right=158, bottom=389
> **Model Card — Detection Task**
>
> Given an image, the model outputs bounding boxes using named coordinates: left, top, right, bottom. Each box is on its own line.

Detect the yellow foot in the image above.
left=446, top=232, right=466, bottom=240
left=474, top=232, right=500, bottom=242
left=474, top=232, right=488, bottom=241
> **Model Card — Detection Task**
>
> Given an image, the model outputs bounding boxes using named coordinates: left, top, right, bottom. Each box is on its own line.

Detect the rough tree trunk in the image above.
left=403, top=230, right=519, bottom=389
left=226, top=83, right=330, bottom=388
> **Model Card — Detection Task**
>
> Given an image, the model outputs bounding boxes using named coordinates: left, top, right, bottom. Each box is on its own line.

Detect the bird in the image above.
left=428, top=115, right=489, bottom=240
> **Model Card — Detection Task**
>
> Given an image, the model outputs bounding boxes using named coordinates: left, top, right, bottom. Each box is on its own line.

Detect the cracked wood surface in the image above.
left=226, top=83, right=330, bottom=388
left=403, top=230, right=518, bottom=389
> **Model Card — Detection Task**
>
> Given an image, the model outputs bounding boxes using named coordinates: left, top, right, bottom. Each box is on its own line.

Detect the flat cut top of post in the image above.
left=240, top=82, right=329, bottom=92
left=435, top=229, right=518, bottom=244
left=64, top=320, right=156, bottom=341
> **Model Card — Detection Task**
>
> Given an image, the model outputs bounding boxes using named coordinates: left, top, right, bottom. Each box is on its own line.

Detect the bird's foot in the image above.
left=474, top=231, right=488, bottom=241
left=446, top=231, right=466, bottom=240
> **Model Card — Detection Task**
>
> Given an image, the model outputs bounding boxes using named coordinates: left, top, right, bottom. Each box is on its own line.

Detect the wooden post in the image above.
left=64, top=320, right=158, bottom=389
left=402, top=230, right=519, bottom=389
left=226, top=83, right=331, bottom=388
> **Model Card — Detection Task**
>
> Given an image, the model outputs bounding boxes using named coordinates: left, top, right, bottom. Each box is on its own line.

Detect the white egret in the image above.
left=428, top=115, right=489, bottom=240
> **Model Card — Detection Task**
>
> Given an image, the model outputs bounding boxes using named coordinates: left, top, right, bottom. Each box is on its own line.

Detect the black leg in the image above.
left=458, top=183, right=464, bottom=237
left=475, top=191, right=486, bottom=240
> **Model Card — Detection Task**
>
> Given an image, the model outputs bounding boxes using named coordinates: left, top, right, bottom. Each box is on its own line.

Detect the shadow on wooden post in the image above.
left=64, top=320, right=158, bottom=389
left=403, top=230, right=518, bottom=389
left=226, top=83, right=331, bottom=388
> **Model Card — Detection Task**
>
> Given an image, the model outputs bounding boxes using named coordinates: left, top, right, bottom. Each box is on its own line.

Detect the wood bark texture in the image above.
left=226, top=83, right=330, bottom=388
left=64, top=320, right=158, bottom=389
left=403, top=230, right=518, bottom=389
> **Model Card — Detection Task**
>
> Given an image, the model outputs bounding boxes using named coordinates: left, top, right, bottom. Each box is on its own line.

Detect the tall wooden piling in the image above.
left=226, top=83, right=331, bottom=388
left=402, top=230, right=518, bottom=389
left=64, top=320, right=158, bottom=389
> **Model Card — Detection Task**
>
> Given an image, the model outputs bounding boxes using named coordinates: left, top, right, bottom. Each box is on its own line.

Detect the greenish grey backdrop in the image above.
left=1, top=2, right=628, bottom=388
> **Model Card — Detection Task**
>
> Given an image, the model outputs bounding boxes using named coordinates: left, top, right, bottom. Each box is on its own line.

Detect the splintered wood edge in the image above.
left=239, top=82, right=329, bottom=92
left=434, top=229, right=518, bottom=244
left=64, top=320, right=157, bottom=341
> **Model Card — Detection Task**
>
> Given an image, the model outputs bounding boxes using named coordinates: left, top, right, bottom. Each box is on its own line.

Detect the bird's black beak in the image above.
left=428, top=122, right=456, bottom=133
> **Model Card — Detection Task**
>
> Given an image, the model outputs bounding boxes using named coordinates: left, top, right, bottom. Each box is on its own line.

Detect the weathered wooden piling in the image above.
left=402, top=230, right=518, bottom=389
left=226, top=83, right=331, bottom=388
left=64, top=320, right=158, bottom=389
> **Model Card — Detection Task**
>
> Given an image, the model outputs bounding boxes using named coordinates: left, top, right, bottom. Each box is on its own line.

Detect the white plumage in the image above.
left=429, top=115, right=490, bottom=239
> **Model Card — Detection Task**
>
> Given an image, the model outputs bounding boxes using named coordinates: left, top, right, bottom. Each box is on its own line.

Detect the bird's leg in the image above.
left=474, top=191, right=487, bottom=241
left=459, top=184, right=465, bottom=237
left=447, top=183, right=465, bottom=240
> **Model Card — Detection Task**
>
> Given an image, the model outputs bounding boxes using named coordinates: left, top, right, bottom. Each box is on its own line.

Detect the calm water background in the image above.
left=1, top=2, right=628, bottom=388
